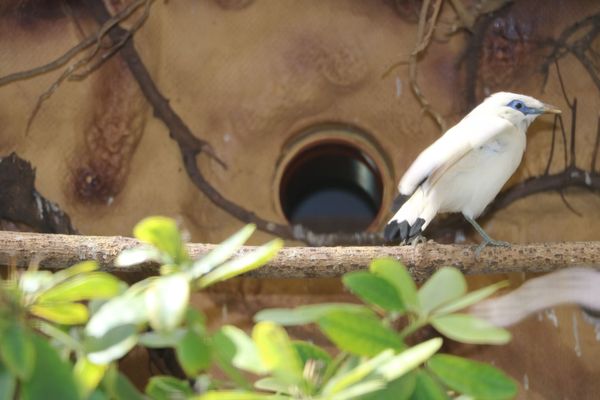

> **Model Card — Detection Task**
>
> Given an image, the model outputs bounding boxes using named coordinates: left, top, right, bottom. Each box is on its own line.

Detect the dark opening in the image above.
left=279, top=142, right=383, bottom=233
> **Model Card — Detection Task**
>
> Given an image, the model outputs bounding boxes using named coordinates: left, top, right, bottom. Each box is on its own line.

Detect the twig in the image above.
left=1, top=231, right=599, bottom=281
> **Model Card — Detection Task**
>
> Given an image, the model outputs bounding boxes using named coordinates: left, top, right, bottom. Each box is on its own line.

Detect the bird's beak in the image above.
left=542, top=103, right=561, bottom=114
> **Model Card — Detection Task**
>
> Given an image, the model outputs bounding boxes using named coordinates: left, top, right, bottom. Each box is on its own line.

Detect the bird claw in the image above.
left=409, top=234, right=427, bottom=247
left=474, top=238, right=511, bottom=259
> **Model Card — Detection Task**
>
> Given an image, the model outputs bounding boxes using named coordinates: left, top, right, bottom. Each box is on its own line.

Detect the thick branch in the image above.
left=0, top=231, right=598, bottom=281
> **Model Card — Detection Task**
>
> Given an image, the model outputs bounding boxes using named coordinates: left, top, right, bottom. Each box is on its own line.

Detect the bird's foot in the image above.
left=474, top=238, right=511, bottom=259
left=409, top=234, right=427, bottom=247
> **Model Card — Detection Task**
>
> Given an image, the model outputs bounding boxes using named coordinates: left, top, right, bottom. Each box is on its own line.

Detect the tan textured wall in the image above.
left=1, top=1, right=600, bottom=398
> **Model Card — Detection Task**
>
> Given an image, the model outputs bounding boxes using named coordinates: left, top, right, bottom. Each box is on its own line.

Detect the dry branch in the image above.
left=0, top=231, right=598, bottom=281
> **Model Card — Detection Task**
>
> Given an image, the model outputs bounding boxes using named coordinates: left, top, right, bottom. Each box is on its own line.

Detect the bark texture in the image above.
left=0, top=231, right=598, bottom=281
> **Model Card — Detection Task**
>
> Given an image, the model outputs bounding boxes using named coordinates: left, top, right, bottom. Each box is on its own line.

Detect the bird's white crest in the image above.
left=385, top=91, right=559, bottom=246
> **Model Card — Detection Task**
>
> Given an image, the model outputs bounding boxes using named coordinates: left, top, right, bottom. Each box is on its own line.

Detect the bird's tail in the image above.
left=384, top=188, right=437, bottom=243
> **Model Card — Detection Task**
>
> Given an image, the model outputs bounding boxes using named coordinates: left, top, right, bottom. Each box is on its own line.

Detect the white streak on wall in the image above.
left=582, top=311, right=600, bottom=341
left=396, top=77, right=402, bottom=98
left=545, top=308, right=558, bottom=327
left=523, top=374, right=529, bottom=391
left=573, top=312, right=582, bottom=357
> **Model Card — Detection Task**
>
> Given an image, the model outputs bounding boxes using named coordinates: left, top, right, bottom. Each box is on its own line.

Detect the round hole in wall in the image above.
left=279, top=141, right=383, bottom=233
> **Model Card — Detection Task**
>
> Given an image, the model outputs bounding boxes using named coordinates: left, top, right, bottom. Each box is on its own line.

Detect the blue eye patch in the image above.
left=506, top=99, right=542, bottom=115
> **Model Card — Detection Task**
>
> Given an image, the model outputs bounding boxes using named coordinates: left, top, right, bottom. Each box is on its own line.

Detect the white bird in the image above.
left=384, top=92, right=561, bottom=256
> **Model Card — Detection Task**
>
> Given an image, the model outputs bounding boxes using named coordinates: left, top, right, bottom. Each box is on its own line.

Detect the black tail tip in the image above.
left=384, top=218, right=426, bottom=244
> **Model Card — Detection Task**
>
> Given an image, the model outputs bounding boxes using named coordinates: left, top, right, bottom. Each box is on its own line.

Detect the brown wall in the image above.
left=1, top=1, right=600, bottom=398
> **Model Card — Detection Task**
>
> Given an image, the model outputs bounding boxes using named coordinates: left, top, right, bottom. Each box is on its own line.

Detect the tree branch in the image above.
left=0, top=231, right=598, bottom=281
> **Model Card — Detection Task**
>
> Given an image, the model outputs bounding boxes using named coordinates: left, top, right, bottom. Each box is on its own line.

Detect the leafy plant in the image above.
left=0, top=217, right=517, bottom=399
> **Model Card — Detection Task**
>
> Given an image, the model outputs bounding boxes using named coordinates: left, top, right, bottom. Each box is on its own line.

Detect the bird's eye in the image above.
left=515, top=101, right=523, bottom=109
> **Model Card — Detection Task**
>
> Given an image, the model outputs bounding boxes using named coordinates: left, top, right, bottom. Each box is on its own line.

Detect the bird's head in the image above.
left=483, top=92, right=561, bottom=129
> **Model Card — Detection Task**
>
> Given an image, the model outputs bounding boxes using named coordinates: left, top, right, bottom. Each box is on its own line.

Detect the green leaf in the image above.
left=216, top=326, right=267, bottom=375
left=370, top=258, right=418, bottom=311
left=343, top=271, right=405, bottom=311
left=255, top=303, right=372, bottom=326
left=418, top=267, right=466, bottom=315
left=360, top=370, right=417, bottom=400
left=176, top=329, right=211, bottom=376
left=37, top=272, right=122, bottom=303
left=19, top=270, right=53, bottom=294
left=133, top=216, right=189, bottom=264
left=0, top=362, right=16, bottom=400
left=52, top=261, right=99, bottom=284
left=0, top=324, right=35, bottom=380
left=74, top=357, right=107, bottom=398
left=115, top=246, right=163, bottom=267
left=410, top=370, right=449, bottom=400
left=30, top=302, right=89, bottom=325
left=317, top=310, right=405, bottom=356
left=292, top=341, right=332, bottom=369
left=433, top=281, right=508, bottom=316
left=189, top=224, right=256, bottom=278
left=431, top=314, right=511, bottom=345
left=20, top=334, right=79, bottom=400
left=428, top=354, right=517, bottom=399
left=145, top=376, right=193, bottom=400
left=193, top=391, right=287, bottom=400
left=323, top=350, right=394, bottom=395
left=375, top=338, right=442, bottom=381
left=85, top=325, right=138, bottom=365
left=252, top=321, right=303, bottom=384
left=86, top=290, right=147, bottom=339
left=330, top=379, right=387, bottom=400
left=254, top=377, right=291, bottom=394
left=198, top=239, right=283, bottom=288
left=138, top=329, right=186, bottom=348
left=146, top=273, right=190, bottom=332
left=211, top=332, right=253, bottom=390
left=102, top=365, right=145, bottom=400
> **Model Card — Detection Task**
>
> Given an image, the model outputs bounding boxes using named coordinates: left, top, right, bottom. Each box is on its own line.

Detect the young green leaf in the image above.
left=198, top=239, right=283, bottom=288
left=20, top=334, right=79, bottom=400
left=145, top=376, right=193, bottom=400
left=0, top=362, right=16, bottom=400
left=86, top=291, right=147, bottom=339
left=431, top=314, right=511, bottom=345
left=216, top=326, right=267, bottom=375
left=252, top=321, right=303, bottom=385
left=254, top=303, right=372, bottom=326
left=85, top=324, right=139, bottom=365
left=432, top=281, right=508, bottom=316
left=411, top=370, right=449, bottom=400
left=254, top=377, right=291, bottom=394
left=19, top=270, right=53, bottom=294
left=370, top=258, right=418, bottom=311
left=427, top=354, right=517, bottom=400
left=133, top=216, right=189, bottom=265
left=115, top=246, right=163, bottom=267
left=322, top=350, right=395, bottom=395
left=138, top=329, right=186, bottom=348
left=30, top=302, right=89, bottom=325
left=343, top=271, right=405, bottom=312
left=74, top=357, right=108, bottom=398
left=317, top=310, right=405, bottom=356
left=418, top=267, right=466, bottom=315
left=189, top=224, right=256, bottom=278
left=329, top=379, right=387, bottom=400
left=193, top=391, right=288, bottom=400
left=292, top=341, right=332, bottom=370
left=36, top=272, right=122, bottom=303
left=359, top=370, right=417, bottom=400
left=176, top=329, right=212, bottom=376
left=51, top=261, right=99, bottom=284
left=146, top=273, right=190, bottom=332
left=375, top=338, right=443, bottom=381
left=0, top=324, right=35, bottom=380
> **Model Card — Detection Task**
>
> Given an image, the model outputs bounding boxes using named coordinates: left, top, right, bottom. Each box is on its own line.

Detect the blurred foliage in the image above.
left=0, top=216, right=516, bottom=399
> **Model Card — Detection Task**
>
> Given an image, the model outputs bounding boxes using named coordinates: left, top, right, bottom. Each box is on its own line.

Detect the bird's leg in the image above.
left=409, top=234, right=427, bottom=247
left=463, top=215, right=510, bottom=258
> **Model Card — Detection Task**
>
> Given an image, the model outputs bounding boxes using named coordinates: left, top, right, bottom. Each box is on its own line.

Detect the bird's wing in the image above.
left=398, top=114, right=515, bottom=195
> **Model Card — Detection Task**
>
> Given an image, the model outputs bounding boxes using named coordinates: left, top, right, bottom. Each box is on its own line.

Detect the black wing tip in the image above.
left=384, top=218, right=426, bottom=244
